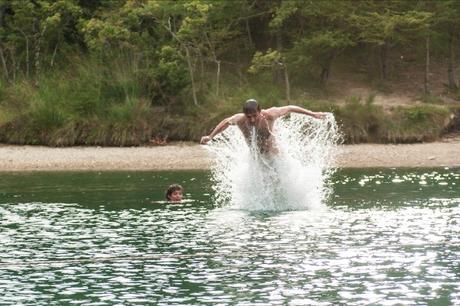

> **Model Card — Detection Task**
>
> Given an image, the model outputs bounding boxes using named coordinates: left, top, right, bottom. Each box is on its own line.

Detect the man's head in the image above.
left=165, top=184, right=183, bottom=202
left=243, top=99, right=261, bottom=124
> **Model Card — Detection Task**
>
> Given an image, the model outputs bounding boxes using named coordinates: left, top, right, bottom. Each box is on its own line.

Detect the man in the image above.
left=200, top=99, right=326, bottom=154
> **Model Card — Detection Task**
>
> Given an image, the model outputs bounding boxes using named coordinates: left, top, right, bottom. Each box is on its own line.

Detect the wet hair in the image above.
left=165, top=184, right=183, bottom=200
left=243, top=99, right=260, bottom=114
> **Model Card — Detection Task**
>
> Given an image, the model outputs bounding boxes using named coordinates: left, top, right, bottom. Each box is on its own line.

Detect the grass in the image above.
left=0, top=57, right=457, bottom=146
left=0, top=57, right=159, bottom=146
left=420, top=93, right=444, bottom=104
left=333, top=100, right=451, bottom=143
left=333, top=97, right=387, bottom=143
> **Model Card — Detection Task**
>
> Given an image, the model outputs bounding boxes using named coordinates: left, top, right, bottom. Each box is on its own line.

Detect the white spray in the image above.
left=205, top=113, right=341, bottom=211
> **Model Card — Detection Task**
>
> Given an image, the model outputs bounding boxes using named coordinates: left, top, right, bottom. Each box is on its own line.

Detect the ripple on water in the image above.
left=0, top=169, right=459, bottom=305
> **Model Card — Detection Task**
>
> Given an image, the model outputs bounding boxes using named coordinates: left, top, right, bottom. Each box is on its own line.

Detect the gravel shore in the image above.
left=1, top=138, right=459, bottom=171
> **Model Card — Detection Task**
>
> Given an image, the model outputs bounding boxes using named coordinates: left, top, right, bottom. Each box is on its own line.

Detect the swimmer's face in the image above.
left=169, top=190, right=183, bottom=202
left=245, top=111, right=260, bottom=125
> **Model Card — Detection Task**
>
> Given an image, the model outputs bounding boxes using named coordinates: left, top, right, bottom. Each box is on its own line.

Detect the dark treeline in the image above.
left=0, top=0, right=459, bottom=145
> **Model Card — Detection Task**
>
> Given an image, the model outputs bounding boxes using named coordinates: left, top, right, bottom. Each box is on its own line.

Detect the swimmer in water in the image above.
left=200, top=99, right=326, bottom=154
left=165, top=184, right=183, bottom=203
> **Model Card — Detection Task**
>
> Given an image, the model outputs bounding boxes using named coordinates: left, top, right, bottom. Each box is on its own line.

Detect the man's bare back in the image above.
left=200, top=99, right=326, bottom=154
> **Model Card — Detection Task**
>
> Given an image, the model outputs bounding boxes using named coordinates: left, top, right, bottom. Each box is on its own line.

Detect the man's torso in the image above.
left=236, top=110, right=278, bottom=154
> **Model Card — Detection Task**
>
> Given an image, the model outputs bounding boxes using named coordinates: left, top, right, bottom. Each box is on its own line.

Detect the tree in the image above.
left=267, top=0, right=356, bottom=85
left=249, top=48, right=290, bottom=103
left=349, top=2, right=431, bottom=81
left=430, top=0, right=460, bottom=91
left=0, top=0, right=82, bottom=83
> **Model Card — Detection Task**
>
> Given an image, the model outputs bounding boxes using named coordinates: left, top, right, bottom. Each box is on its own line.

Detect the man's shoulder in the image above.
left=229, top=113, right=245, bottom=124
left=261, top=107, right=279, bottom=119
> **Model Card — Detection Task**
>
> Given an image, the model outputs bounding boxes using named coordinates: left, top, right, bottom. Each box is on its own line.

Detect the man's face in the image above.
left=245, top=111, right=260, bottom=125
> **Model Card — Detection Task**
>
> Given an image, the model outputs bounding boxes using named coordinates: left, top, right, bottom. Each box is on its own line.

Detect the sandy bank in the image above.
left=0, top=139, right=459, bottom=171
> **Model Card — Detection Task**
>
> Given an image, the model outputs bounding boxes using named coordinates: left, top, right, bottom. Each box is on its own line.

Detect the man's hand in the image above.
left=313, top=112, right=327, bottom=119
left=200, top=135, right=212, bottom=144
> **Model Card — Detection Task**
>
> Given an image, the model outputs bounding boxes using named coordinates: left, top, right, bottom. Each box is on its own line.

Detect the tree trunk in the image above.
left=203, top=32, right=220, bottom=97
left=199, top=53, right=204, bottom=90
left=216, top=60, right=221, bottom=97
left=379, top=42, right=388, bottom=80
left=34, top=35, right=41, bottom=81
left=246, top=19, right=253, bottom=49
left=283, top=64, right=290, bottom=104
left=236, top=49, right=243, bottom=87
left=34, top=25, right=47, bottom=85
left=8, top=47, right=15, bottom=81
left=274, top=32, right=283, bottom=83
left=0, top=5, right=7, bottom=27
left=320, top=66, right=329, bottom=84
left=320, top=52, right=336, bottom=85
left=22, top=31, right=30, bottom=79
left=163, top=19, right=198, bottom=106
left=424, top=36, right=430, bottom=95
left=447, top=32, right=458, bottom=91
left=185, top=46, right=198, bottom=106
left=0, top=44, right=10, bottom=82
left=50, top=41, right=59, bottom=67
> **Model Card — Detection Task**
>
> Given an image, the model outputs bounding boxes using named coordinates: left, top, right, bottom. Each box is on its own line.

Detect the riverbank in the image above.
left=1, top=138, right=459, bottom=171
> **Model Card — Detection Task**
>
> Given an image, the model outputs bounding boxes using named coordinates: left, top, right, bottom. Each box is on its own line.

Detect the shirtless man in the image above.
left=200, top=99, right=326, bottom=154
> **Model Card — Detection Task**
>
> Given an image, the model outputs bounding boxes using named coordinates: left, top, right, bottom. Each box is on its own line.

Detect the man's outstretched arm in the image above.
left=200, top=114, right=241, bottom=144
left=266, top=105, right=326, bottom=120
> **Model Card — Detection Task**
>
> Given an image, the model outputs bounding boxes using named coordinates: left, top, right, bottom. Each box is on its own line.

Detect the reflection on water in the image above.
left=0, top=169, right=459, bottom=305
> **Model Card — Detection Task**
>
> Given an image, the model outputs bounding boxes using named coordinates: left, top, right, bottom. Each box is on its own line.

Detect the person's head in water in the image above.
left=165, top=184, right=183, bottom=202
left=243, top=99, right=261, bottom=124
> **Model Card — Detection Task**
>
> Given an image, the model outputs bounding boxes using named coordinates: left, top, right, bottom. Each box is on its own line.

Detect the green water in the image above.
left=0, top=168, right=459, bottom=305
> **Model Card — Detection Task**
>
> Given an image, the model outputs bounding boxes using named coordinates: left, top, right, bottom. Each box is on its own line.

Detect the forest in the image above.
left=0, top=0, right=459, bottom=146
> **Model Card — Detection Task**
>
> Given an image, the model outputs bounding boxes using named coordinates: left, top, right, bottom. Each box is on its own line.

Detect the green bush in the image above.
left=387, top=105, right=450, bottom=142
left=333, top=97, right=387, bottom=143
left=0, top=54, right=456, bottom=146
left=0, top=56, right=156, bottom=146
left=332, top=99, right=451, bottom=143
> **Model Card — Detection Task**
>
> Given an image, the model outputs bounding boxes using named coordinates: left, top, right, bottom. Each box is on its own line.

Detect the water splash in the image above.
left=205, top=113, right=341, bottom=211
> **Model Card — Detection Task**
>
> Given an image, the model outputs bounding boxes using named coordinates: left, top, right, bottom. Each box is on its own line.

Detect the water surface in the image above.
left=0, top=168, right=459, bottom=305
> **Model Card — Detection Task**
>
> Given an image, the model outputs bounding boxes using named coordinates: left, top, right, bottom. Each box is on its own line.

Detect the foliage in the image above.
left=333, top=100, right=451, bottom=143
left=153, top=45, right=189, bottom=101
left=0, top=0, right=459, bottom=145
left=248, top=49, right=282, bottom=74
